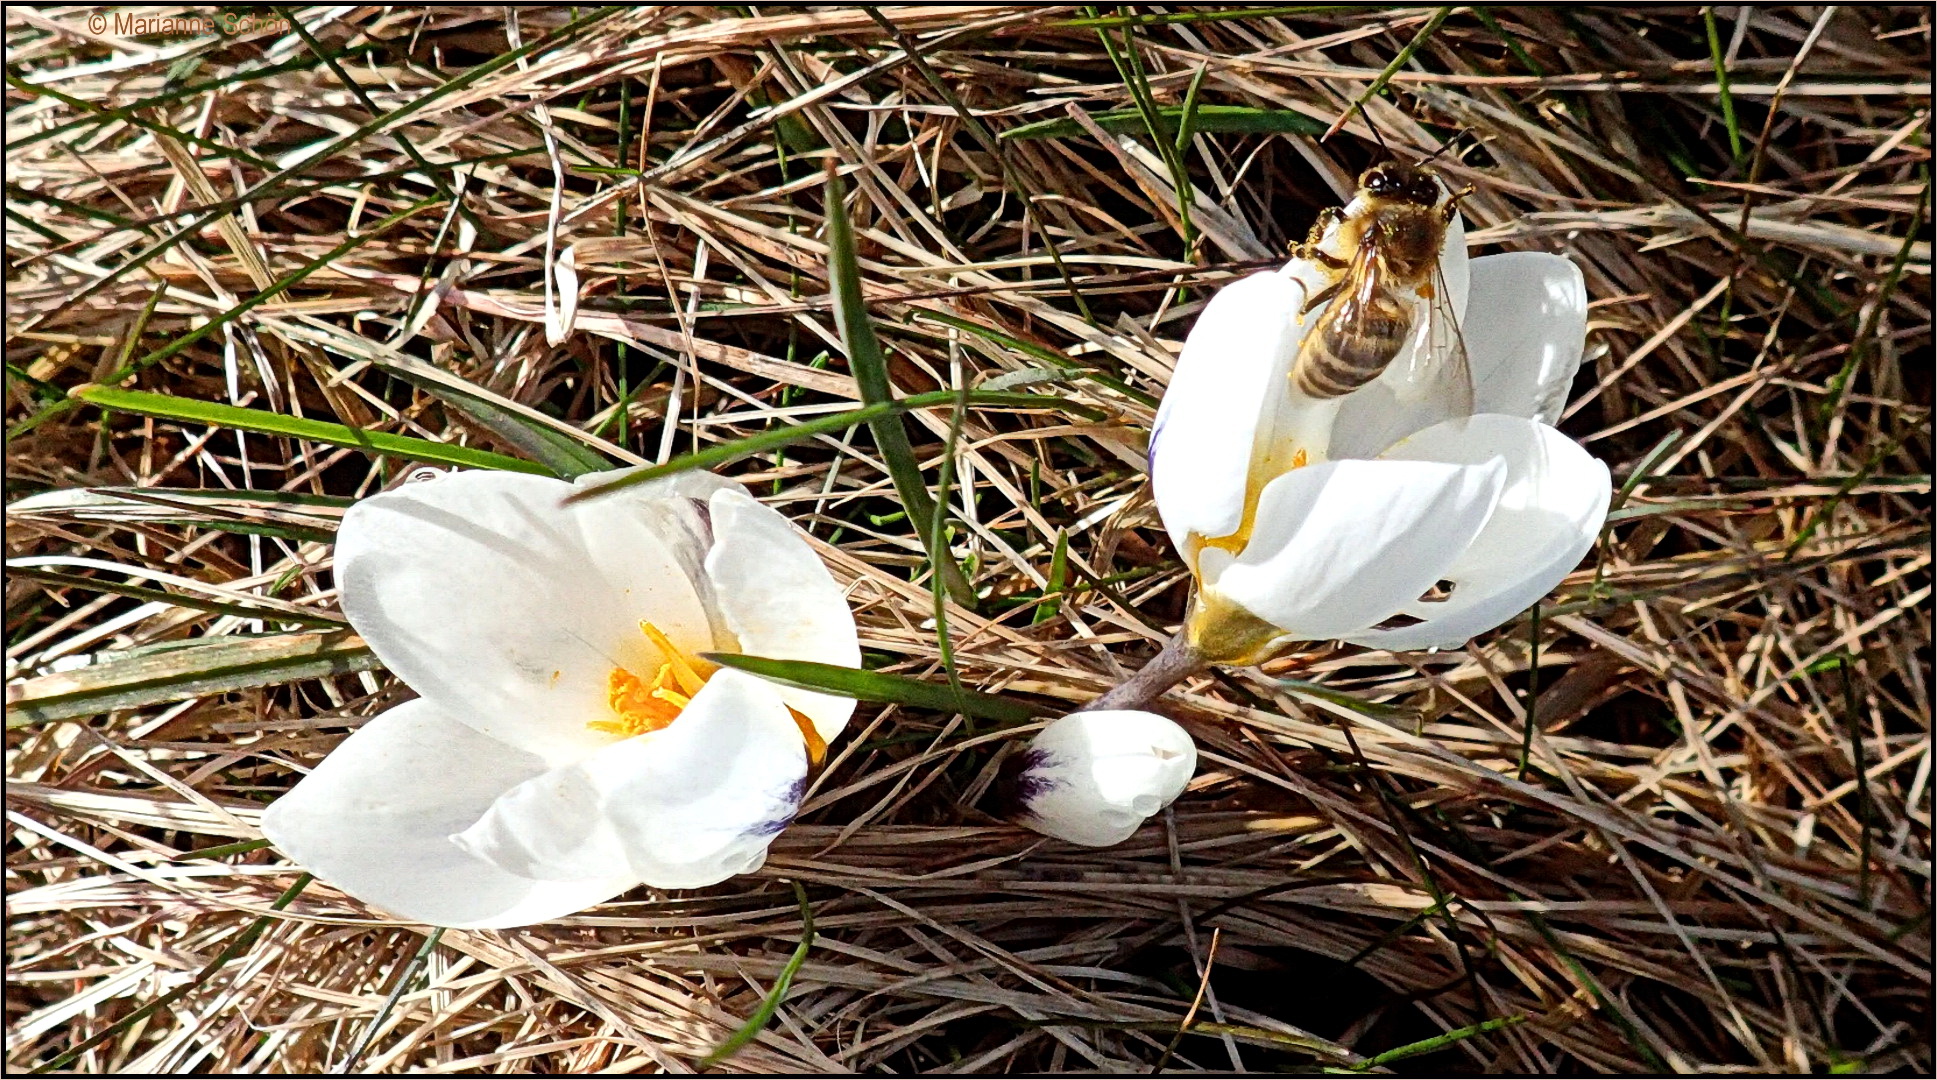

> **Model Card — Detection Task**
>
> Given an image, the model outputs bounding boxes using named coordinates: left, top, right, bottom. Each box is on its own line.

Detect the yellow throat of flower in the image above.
left=588, top=621, right=826, bottom=766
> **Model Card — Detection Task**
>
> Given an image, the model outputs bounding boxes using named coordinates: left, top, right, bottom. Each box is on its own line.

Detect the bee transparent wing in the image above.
left=1397, top=262, right=1477, bottom=422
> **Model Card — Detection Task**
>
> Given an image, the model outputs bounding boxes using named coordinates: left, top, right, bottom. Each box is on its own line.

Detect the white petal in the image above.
left=1210, top=455, right=1506, bottom=640
left=1150, top=270, right=1310, bottom=557
left=1015, top=711, right=1197, bottom=847
left=335, top=470, right=714, bottom=764
left=1346, top=415, right=1609, bottom=651
left=260, top=699, right=636, bottom=929
left=571, top=467, right=739, bottom=647
left=451, top=668, right=808, bottom=890
left=1462, top=252, right=1588, bottom=424
left=703, top=489, right=860, bottom=741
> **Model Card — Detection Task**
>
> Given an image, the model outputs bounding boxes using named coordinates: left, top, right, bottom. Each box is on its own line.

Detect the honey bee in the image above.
left=1289, top=161, right=1473, bottom=415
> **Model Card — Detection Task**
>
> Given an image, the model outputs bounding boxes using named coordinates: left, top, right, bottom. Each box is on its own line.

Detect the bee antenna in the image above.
left=1365, top=117, right=1392, bottom=160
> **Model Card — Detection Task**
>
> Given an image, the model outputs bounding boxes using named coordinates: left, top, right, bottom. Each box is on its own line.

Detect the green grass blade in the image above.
left=1175, top=63, right=1211, bottom=159
left=1704, top=8, right=1744, bottom=163
left=1002, top=104, right=1327, bottom=141
left=70, top=386, right=548, bottom=475
left=1355, top=1015, right=1527, bottom=1069
left=1032, top=530, right=1069, bottom=625
left=338, top=927, right=447, bottom=1073
left=822, top=163, right=978, bottom=610
left=699, top=882, right=815, bottom=1070
left=702, top=653, right=1041, bottom=724
left=564, top=389, right=1073, bottom=503
left=1325, top=7, right=1453, bottom=140
left=5, top=567, right=345, bottom=629
left=381, top=367, right=612, bottom=479
left=909, top=309, right=1155, bottom=407
left=7, top=631, right=378, bottom=728
left=1271, top=677, right=1417, bottom=723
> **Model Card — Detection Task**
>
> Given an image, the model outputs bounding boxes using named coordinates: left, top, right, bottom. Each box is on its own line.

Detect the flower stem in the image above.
left=1080, top=631, right=1206, bottom=713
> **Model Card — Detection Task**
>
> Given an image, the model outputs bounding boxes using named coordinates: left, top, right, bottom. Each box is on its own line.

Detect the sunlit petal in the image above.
left=335, top=470, right=713, bottom=763
left=1347, top=415, right=1609, bottom=651
left=260, top=699, right=636, bottom=929
left=452, top=669, right=808, bottom=889
left=1210, top=455, right=1506, bottom=640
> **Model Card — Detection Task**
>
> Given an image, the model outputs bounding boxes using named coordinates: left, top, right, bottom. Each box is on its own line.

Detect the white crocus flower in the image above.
left=261, top=469, right=858, bottom=929
left=1012, top=711, right=1197, bottom=847
left=1150, top=207, right=1610, bottom=663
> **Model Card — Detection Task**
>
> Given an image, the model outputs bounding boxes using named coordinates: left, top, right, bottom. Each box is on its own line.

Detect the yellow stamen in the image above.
left=588, top=623, right=829, bottom=768
left=591, top=662, right=684, bottom=738
left=639, top=621, right=713, bottom=694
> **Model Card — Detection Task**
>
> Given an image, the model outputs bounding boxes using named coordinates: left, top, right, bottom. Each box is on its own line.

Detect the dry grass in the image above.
left=5, top=5, right=1931, bottom=1073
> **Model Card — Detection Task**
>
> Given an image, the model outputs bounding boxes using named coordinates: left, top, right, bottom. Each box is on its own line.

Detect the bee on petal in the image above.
left=1290, top=160, right=1476, bottom=424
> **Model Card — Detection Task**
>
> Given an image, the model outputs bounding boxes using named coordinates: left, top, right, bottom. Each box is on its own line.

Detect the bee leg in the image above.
left=1291, top=208, right=1349, bottom=267
left=1294, top=245, right=1348, bottom=270
left=1301, top=278, right=1344, bottom=315
left=1441, top=185, right=1476, bottom=221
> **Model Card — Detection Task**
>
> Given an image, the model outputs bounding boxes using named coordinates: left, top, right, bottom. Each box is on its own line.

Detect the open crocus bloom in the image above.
left=1012, top=711, right=1197, bottom=847
left=261, top=469, right=858, bottom=928
left=1150, top=205, right=1610, bottom=662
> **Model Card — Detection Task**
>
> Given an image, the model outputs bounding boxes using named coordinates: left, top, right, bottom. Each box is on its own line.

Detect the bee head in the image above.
left=1359, top=162, right=1441, bottom=207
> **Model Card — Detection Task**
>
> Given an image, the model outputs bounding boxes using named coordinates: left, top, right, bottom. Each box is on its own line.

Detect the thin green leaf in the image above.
left=339, top=927, right=446, bottom=1074
left=1175, top=63, right=1211, bottom=158
left=1704, top=8, right=1744, bottom=163
left=6, top=567, right=345, bottom=629
left=1355, top=1014, right=1527, bottom=1069
left=565, top=389, right=1075, bottom=503
left=177, top=838, right=272, bottom=860
left=7, top=631, right=378, bottom=727
left=1005, top=104, right=1329, bottom=142
left=1053, top=6, right=1359, bottom=29
left=823, top=163, right=979, bottom=610
left=70, top=386, right=548, bottom=475
left=700, top=881, right=815, bottom=1070
left=381, top=366, right=612, bottom=479
left=1324, top=7, right=1453, bottom=141
left=907, top=309, right=1151, bottom=406
left=702, top=653, right=1041, bottom=725
left=1032, top=530, right=1069, bottom=626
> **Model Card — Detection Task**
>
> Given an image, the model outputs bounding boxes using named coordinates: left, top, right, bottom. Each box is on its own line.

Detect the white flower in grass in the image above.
left=1149, top=206, right=1610, bottom=663
left=1012, top=711, right=1197, bottom=847
left=261, top=469, right=858, bottom=929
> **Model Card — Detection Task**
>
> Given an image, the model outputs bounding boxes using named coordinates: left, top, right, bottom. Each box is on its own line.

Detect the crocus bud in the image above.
left=1008, top=711, right=1197, bottom=847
